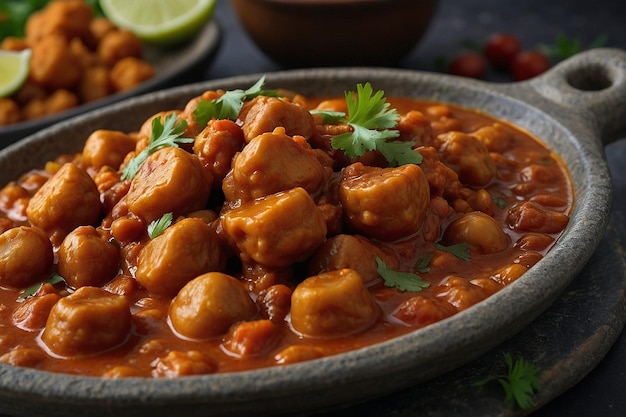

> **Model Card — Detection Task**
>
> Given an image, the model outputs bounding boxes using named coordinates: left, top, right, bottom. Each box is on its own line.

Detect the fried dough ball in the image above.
left=57, top=226, right=120, bottom=289
left=26, top=163, right=101, bottom=245
left=25, top=0, right=93, bottom=45
left=221, top=187, right=327, bottom=268
left=126, top=147, right=212, bottom=224
left=135, top=218, right=225, bottom=297
left=290, top=268, right=379, bottom=338
left=169, top=272, right=257, bottom=340
left=78, top=66, right=112, bottom=103
left=339, top=162, right=430, bottom=241
left=29, top=35, right=81, bottom=90
left=41, top=286, right=131, bottom=357
left=0, top=99, right=21, bottom=126
left=443, top=211, right=510, bottom=254
left=110, top=57, right=155, bottom=92
left=97, top=29, right=143, bottom=67
left=0, top=226, right=53, bottom=289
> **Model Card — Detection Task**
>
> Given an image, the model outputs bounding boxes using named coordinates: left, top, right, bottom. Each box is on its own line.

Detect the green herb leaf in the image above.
left=121, top=113, right=193, bottom=180
left=416, top=253, right=433, bottom=273
left=329, top=83, right=422, bottom=167
left=376, top=257, right=429, bottom=292
left=193, top=76, right=281, bottom=127
left=435, top=242, right=471, bottom=261
left=19, top=272, right=65, bottom=300
left=492, top=197, right=506, bottom=209
left=477, top=352, right=541, bottom=410
left=147, top=212, right=173, bottom=239
left=539, top=33, right=609, bottom=61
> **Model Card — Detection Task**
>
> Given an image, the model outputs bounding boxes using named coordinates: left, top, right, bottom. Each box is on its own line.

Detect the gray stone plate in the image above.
left=0, top=48, right=625, bottom=417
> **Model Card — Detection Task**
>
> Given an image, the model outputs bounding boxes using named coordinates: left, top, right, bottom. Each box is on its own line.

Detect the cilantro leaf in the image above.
left=324, top=82, right=421, bottom=167
left=193, top=76, right=281, bottom=127
left=121, top=113, right=193, bottom=180
left=376, top=257, right=430, bottom=292
left=19, top=273, right=65, bottom=300
left=416, top=253, right=433, bottom=273
left=435, top=242, right=471, bottom=261
left=147, top=212, right=173, bottom=239
left=477, top=352, right=541, bottom=410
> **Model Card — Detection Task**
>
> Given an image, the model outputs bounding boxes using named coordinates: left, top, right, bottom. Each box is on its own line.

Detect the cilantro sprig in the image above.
left=193, top=76, right=281, bottom=127
left=121, top=113, right=193, bottom=180
left=147, top=212, right=173, bottom=239
left=435, top=242, right=471, bottom=261
left=313, top=83, right=422, bottom=167
left=18, top=272, right=65, bottom=300
left=477, top=352, right=541, bottom=410
left=376, top=257, right=430, bottom=292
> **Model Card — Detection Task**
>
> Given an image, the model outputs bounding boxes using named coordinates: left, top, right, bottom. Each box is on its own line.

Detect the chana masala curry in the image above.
left=0, top=79, right=572, bottom=378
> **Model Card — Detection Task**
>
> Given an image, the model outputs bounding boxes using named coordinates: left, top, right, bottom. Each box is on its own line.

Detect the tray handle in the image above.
left=529, top=47, right=626, bottom=146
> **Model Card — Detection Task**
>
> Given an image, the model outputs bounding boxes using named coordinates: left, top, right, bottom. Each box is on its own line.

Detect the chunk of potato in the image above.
left=41, top=287, right=131, bottom=357
left=223, top=128, right=327, bottom=203
left=339, top=162, right=430, bottom=241
left=221, top=187, right=327, bottom=268
left=169, top=272, right=256, bottom=340
left=126, top=147, right=211, bottom=224
left=135, top=217, right=224, bottom=297
left=26, top=163, right=101, bottom=245
left=290, top=268, right=379, bottom=338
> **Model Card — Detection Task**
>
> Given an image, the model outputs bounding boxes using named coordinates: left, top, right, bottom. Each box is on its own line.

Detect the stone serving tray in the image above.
left=0, top=48, right=625, bottom=417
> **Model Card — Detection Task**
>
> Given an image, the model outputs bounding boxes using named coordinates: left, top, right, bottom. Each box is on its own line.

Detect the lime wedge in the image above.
left=0, top=49, right=31, bottom=98
left=99, top=0, right=216, bottom=46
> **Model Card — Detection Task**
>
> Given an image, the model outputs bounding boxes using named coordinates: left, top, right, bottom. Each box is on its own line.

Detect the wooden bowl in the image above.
left=229, top=0, right=439, bottom=67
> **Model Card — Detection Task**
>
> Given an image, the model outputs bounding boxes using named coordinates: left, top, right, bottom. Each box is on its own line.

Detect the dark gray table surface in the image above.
left=202, top=1, right=626, bottom=416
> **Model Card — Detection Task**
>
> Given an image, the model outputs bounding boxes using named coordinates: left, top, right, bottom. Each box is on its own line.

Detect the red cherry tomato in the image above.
left=447, top=52, right=487, bottom=79
left=484, top=33, right=522, bottom=68
left=510, top=50, right=551, bottom=81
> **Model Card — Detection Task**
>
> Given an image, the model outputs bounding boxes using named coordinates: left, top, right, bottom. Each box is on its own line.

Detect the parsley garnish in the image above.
left=435, top=242, right=471, bottom=261
left=121, top=114, right=193, bottom=180
left=477, top=352, right=541, bottom=410
left=18, top=273, right=65, bottom=300
left=314, top=83, right=422, bottom=167
left=376, top=257, right=429, bottom=292
left=193, top=76, right=281, bottom=127
left=147, top=212, right=173, bottom=239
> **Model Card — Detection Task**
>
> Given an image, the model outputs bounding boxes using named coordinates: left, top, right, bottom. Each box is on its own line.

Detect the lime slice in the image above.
left=99, top=0, right=216, bottom=46
left=0, top=49, right=31, bottom=98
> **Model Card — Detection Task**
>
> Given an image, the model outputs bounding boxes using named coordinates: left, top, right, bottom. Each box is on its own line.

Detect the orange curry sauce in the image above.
left=0, top=92, right=573, bottom=377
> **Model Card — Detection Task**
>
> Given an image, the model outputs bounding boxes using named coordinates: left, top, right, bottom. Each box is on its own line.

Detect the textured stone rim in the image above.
left=0, top=48, right=624, bottom=417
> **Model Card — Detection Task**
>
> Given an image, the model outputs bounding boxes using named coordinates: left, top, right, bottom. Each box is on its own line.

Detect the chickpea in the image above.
left=57, top=226, right=120, bottom=289
left=0, top=226, right=53, bottom=289
left=168, top=272, right=257, bottom=340
left=438, top=131, right=496, bottom=186
left=443, top=211, right=510, bottom=254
